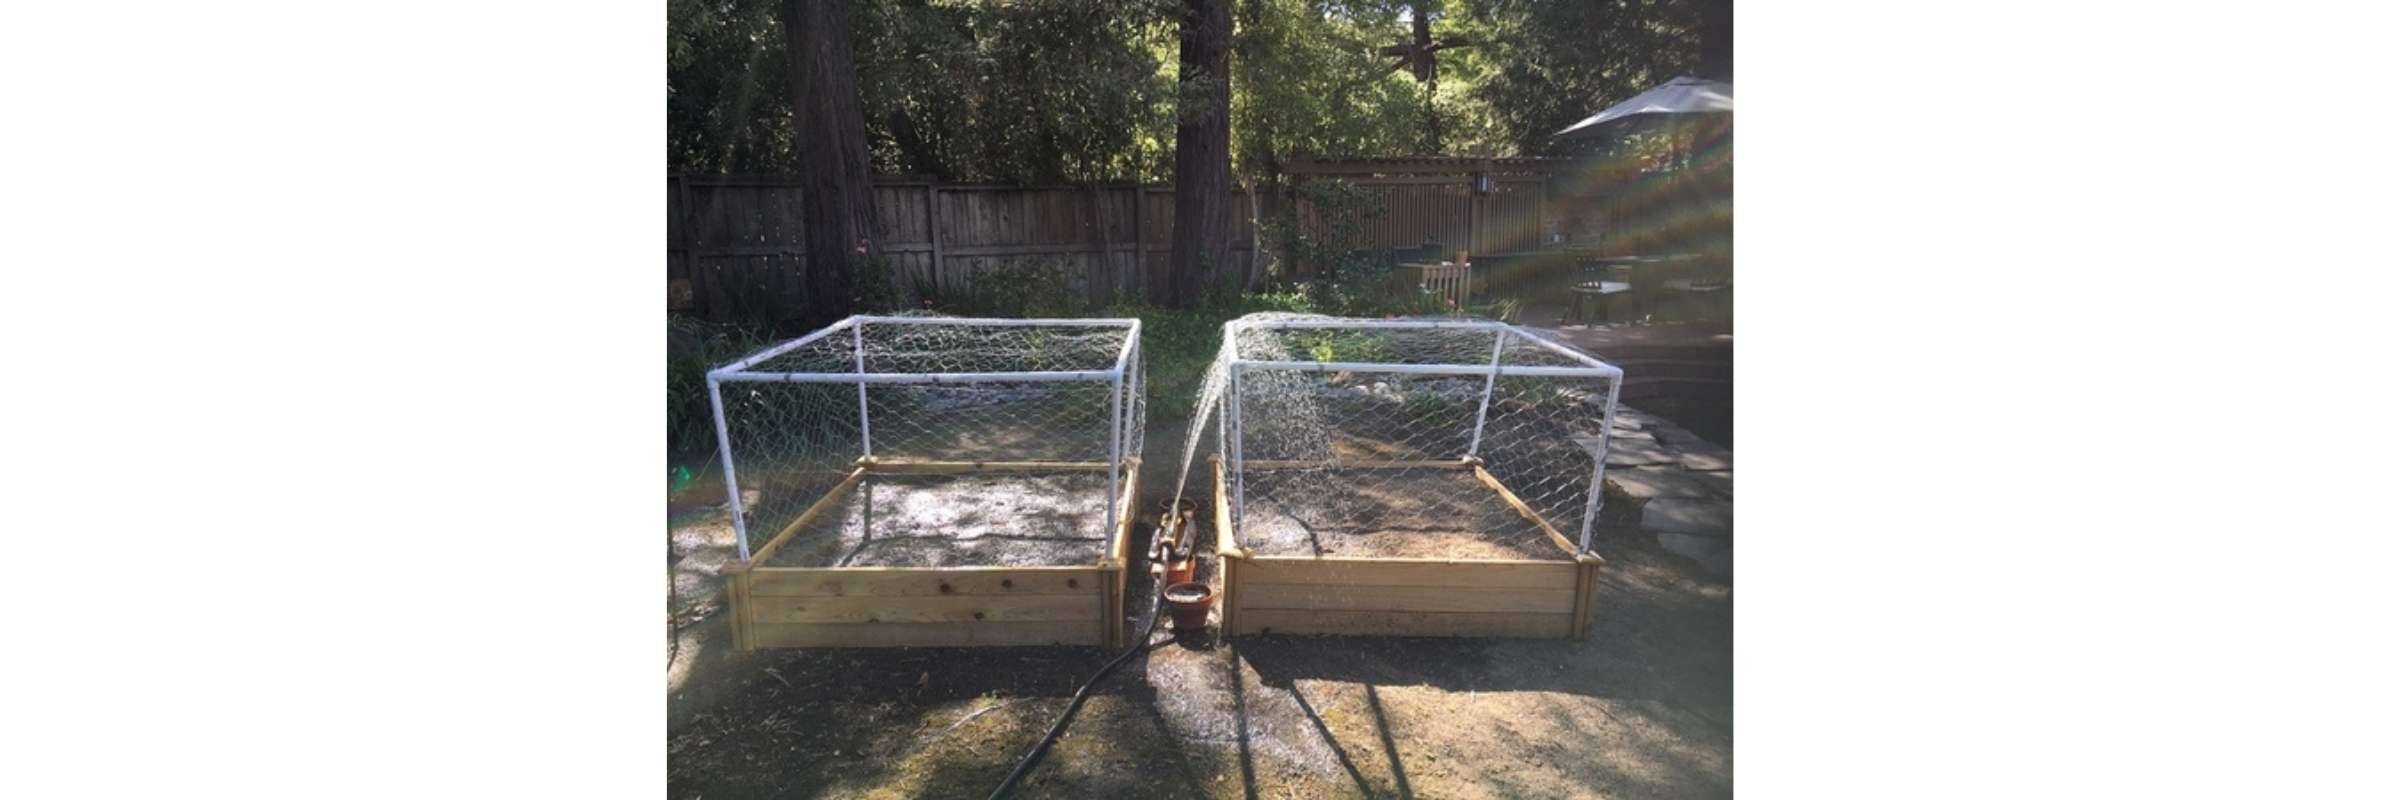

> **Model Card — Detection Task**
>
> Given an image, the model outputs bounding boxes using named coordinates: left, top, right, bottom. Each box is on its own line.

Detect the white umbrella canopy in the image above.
left=1553, top=75, right=1733, bottom=140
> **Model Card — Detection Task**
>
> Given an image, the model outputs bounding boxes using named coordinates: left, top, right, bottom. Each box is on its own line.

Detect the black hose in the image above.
left=987, top=520, right=1171, bottom=800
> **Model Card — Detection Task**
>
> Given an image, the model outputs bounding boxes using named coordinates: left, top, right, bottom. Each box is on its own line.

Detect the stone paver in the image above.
left=1641, top=497, right=1733, bottom=537
left=1675, top=449, right=1732, bottom=472
left=1598, top=402, right=1734, bottom=577
left=1610, top=465, right=1724, bottom=499
left=1605, top=437, right=1681, bottom=466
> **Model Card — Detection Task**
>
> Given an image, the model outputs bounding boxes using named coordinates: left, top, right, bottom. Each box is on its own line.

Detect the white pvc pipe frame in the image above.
left=1223, top=318, right=1624, bottom=553
left=708, top=315, right=1144, bottom=563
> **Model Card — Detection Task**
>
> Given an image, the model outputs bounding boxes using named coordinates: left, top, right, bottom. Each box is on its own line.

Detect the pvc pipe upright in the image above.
left=1577, top=373, right=1624, bottom=553
left=1466, top=328, right=1511, bottom=459
left=853, top=321, right=873, bottom=458
left=707, top=375, right=752, bottom=562
left=1122, top=338, right=1143, bottom=464
left=1105, top=367, right=1124, bottom=549
left=1226, top=364, right=1246, bottom=544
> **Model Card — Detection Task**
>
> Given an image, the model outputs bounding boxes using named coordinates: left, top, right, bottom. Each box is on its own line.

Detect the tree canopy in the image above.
left=668, top=0, right=1717, bottom=179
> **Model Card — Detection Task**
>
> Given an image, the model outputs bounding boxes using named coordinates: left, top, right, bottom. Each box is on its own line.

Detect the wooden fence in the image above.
left=670, top=176, right=1263, bottom=321
left=669, top=159, right=1596, bottom=322
left=1279, top=158, right=1567, bottom=260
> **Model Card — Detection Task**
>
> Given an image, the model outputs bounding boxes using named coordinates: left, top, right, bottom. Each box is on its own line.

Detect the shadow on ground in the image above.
left=668, top=522, right=1730, bottom=799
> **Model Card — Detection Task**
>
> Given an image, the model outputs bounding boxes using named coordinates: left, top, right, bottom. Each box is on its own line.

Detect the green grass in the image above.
left=1099, top=290, right=1312, bottom=421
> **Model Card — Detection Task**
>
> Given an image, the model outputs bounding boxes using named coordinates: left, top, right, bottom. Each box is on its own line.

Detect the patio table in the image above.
left=1578, top=253, right=1706, bottom=319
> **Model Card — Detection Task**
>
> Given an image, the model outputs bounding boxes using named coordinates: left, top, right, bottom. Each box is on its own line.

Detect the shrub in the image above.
left=668, top=315, right=772, bottom=460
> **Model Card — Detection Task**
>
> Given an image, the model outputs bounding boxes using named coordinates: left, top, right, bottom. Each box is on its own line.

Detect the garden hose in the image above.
left=987, top=513, right=1176, bottom=800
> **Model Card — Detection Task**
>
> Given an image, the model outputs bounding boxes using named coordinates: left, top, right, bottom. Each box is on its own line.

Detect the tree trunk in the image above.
left=1164, top=0, right=1234, bottom=307
left=1698, top=0, right=1733, bottom=82
left=784, top=0, right=880, bottom=328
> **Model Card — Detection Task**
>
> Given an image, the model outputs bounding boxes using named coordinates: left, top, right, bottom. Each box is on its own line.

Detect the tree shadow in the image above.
left=1286, top=677, right=1382, bottom=797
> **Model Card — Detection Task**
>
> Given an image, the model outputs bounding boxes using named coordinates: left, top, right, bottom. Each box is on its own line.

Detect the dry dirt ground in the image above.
left=669, top=480, right=1730, bottom=799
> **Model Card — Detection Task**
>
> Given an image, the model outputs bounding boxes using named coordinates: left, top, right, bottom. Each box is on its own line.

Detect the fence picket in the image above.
left=670, top=166, right=1567, bottom=320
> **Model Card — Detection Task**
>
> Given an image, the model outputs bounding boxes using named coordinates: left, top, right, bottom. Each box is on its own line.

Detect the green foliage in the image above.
left=1267, top=178, right=1410, bottom=315
left=1104, top=291, right=1328, bottom=422
left=668, top=315, right=774, bottom=459
left=1469, top=295, right=1523, bottom=323
left=910, top=257, right=1099, bottom=318
left=1231, top=0, right=1434, bottom=172
left=971, top=258, right=1084, bottom=317
left=854, top=1, right=1178, bottom=182
left=670, top=0, right=1178, bottom=180
left=1452, top=0, right=1709, bottom=156
left=670, top=0, right=1711, bottom=176
left=853, top=252, right=902, bottom=313
left=667, top=0, right=793, bottom=174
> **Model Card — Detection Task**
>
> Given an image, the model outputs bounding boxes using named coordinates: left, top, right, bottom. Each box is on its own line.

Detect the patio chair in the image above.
left=1564, top=261, right=1632, bottom=325
left=1660, top=256, right=1733, bottom=321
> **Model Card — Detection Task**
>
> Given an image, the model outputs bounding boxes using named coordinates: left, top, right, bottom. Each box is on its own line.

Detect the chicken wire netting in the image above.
left=1203, top=315, right=1620, bottom=561
left=711, top=316, right=1143, bottom=563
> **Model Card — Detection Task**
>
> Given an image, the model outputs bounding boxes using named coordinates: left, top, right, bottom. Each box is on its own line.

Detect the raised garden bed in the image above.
left=1204, top=316, right=1623, bottom=639
left=710, top=316, right=1144, bottom=649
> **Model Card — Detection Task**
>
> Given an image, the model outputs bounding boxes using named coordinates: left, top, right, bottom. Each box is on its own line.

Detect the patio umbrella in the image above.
left=1551, top=76, right=1734, bottom=284
left=1552, top=75, right=1733, bottom=141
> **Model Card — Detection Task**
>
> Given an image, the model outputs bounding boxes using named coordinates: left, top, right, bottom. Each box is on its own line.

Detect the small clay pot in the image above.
left=1163, top=552, right=1197, bottom=586
left=1163, top=582, right=1215, bottom=632
left=1156, top=496, right=1200, bottom=519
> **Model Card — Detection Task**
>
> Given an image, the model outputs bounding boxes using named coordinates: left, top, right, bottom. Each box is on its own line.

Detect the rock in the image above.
left=1609, top=466, right=1721, bottom=499
left=1676, top=449, right=1732, bottom=472
left=1657, top=532, right=1733, bottom=577
left=1682, top=468, right=1733, bottom=496
left=1642, top=498, right=1732, bottom=537
left=1605, top=438, right=1677, bottom=466
left=1652, top=425, right=1711, bottom=449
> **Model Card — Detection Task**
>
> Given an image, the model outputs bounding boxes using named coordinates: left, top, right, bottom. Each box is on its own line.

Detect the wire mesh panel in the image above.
left=710, top=316, right=1142, bottom=564
left=1220, top=316, right=1621, bottom=561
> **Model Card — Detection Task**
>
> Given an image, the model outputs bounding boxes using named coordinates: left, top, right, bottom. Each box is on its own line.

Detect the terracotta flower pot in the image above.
left=1163, top=582, right=1215, bottom=632
left=1163, top=552, right=1196, bottom=586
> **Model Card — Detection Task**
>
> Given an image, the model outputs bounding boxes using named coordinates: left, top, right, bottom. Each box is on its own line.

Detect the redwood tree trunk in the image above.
left=784, top=0, right=880, bottom=327
left=1164, top=0, right=1234, bottom=307
left=1698, top=0, right=1733, bottom=82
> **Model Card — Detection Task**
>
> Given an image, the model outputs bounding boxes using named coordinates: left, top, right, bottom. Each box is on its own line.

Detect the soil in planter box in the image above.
left=1238, top=467, right=1577, bottom=561
left=763, top=471, right=1116, bottom=568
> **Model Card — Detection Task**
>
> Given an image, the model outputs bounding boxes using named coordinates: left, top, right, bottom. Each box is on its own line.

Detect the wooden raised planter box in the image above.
left=1212, top=457, right=1603, bottom=640
left=722, top=458, right=1138, bottom=650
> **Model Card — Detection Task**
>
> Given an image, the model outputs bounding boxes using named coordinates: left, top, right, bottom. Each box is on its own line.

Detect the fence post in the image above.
left=675, top=175, right=698, bottom=315
left=1466, top=172, right=1482, bottom=257
left=924, top=181, right=943, bottom=297
left=1536, top=175, right=1549, bottom=248
left=1132, top=187, right=1148, bottom=297
left=1088, top=181, right=1109, bottom=305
